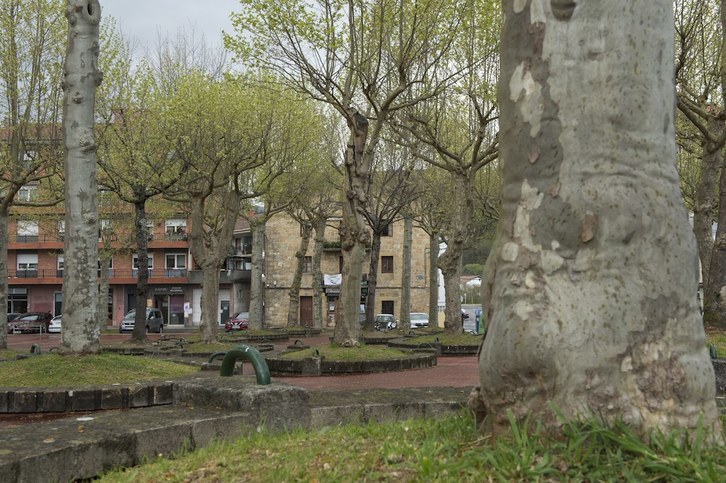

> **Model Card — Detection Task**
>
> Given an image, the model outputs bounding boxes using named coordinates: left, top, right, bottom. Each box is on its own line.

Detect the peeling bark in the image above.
left=480, top=0, right=720, bottom=435
left=61, top=0, right=102, bottom=354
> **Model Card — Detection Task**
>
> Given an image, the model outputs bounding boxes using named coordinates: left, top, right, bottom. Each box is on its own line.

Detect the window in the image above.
left=57, top=255, right=64, bottom=277
left=166, top=253, right=186, bottom=269
left=17, top=220, right=38, bottom=242
left=382, top=224, right=393, bottom=237
left=339, top=256, right=344, bottom=274
left=97, top=258, right=114, bottom=276
left=381, top=300, right=394, bottom=315
left=99, top=219, right=113, bottom=240
left=132, top=253, right=154, bottom=273
left=166, top=253, right=186, bottom=277
left=303, top=256, right=312, bottom=273
left=17, top=253, right=38, bottom=277
left=58, top=220, right=65, bottom=240
left=17, top=185, right=37, bottom=202
left=381, top=256, right=394, bottom=273
left=165, top=219, right=187, bottom=240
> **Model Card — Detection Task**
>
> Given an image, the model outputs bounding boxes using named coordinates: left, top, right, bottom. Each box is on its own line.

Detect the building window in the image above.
left=339, top=256, right=344, bottom=274
left=57, top=255, right=64, bottom=277
left=99, top=219, right=113, bottom=240
left=381, top=256, right=394, bottom=273
left=382, top=224, right=393, bottom=236
left=17, top=253, right=38, bottom=277
left=303, top=256, right=312, bottom=273
left=17, top=185, right=37, bottom=202
left=17, top=220, right=39, bottom=242
left=132, top=253, right=154, bottom=275
left=97, top=258, right=114, bottom=276
left=381, top=300, right=394, bottom=315
left=57, top=220, right=65, bottom=240
left=166, top=253, right=186, bottom=277
left=165, top=219, right=187, bottom=240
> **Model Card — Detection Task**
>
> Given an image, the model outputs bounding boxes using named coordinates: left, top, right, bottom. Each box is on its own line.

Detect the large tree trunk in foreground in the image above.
left=61, top=0, right=101, bottom=353
left=479, top=0, right=720, bottom=435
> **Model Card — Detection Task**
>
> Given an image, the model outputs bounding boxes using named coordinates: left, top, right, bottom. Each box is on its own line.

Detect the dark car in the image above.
left=373, top=314, right=397, bottom=331
left=9, top=312, right=53, bottom=334
left=224, top=312, right=250, bottom=332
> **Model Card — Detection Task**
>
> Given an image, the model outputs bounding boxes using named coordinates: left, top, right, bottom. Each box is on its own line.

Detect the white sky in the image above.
left=101, top=0, right=240, bottom=56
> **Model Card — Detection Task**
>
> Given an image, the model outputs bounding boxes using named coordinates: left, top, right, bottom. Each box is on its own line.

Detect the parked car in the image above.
left=409, top=312, right=429, bottom=329
left=224, top=312, right=250, bottom=332
left=118, top=308, right=165, bottom=333
left=373, top=314, right=397, bottom=331
left=9, top=312, right=53, bottom=334
left=48, top=315, right=62, bottom=333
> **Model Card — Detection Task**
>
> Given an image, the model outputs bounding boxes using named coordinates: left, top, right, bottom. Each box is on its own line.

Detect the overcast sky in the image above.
left=102, top=0, right=240, bottom=56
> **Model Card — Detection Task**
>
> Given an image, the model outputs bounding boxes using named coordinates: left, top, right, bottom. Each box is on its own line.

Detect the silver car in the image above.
left=118, top=308, right=165, bottom=333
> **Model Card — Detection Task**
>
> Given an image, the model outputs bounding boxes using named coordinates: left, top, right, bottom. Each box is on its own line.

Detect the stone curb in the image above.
left=265, top=352, right=437, bottom=376
left=0, top=376, right=467, bottom=482
left=0, top=382, right=175, bottom=414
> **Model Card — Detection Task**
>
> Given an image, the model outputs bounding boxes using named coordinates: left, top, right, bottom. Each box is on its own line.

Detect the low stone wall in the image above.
left=266, top=352, right=436, bottom=376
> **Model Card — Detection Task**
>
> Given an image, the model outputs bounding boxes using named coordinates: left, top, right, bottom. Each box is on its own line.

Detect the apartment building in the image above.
left=8, top=209, right=431, bottom=329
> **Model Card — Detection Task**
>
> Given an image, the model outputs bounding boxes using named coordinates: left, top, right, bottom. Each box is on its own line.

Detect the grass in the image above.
left=705, top=329, right=726, bottom=357
left=280, top=344, right=414, bottom=361
left=406, top=334, right=483, bottom=346
left=0, top=353, right=198, bottom=387
left=98, top=411, right=726, bottom=482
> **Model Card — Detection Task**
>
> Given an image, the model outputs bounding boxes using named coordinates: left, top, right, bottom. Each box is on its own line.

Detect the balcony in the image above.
left=7, top=268, right=194, bottom=283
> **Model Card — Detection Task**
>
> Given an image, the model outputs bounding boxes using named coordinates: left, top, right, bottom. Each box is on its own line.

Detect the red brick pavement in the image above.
left=4, top=332, right=481, bottom=391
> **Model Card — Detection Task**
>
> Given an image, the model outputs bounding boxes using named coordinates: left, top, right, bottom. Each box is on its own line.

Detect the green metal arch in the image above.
left=220, top=344, right=271, bottom=385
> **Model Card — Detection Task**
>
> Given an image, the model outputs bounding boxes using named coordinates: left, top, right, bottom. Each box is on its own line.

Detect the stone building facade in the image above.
left=260, top=214, right=432, bottom=327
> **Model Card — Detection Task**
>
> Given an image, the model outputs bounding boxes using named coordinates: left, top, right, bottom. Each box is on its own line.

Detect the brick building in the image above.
left=8, top=208, right=432, bottom=328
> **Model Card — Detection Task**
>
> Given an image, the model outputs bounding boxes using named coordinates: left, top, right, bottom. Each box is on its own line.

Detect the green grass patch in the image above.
left=407, top=334, right=483, bottom=346
left=0, top=349, right=21, bottom=360
left=0, top=353, right=198, bottom=387
left=99, top=412, right=726, bottom=482
left=705, top=330, right=726, bottom=357
left=280, top=344, right=412, bottom=361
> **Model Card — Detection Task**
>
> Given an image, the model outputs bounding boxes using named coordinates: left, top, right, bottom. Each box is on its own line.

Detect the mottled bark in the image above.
left=287, top=222, right=312, bottom=326
left=188, top=191, right=240, bottom=343
left=311, top=218, right=326, bottom=328
left=61, top=0, right=101, bottom=353
left=439, top=177, right=472, bottom=333
left=364, top=233, right=382, bottom=331
left=333, top=114, right=371, bottom=345
left=399, top=216, right=413, bottom=327
left=248, top=221, right=266, bottom=329
left=480, top=0, right=720, bottom=435
left=0, top=210, right=8, bottom=349
left=694, top=134, right=719, bottom=294
left=131, top=200, right=150, bottom=342
left=427, top=232, right=439, bottom=326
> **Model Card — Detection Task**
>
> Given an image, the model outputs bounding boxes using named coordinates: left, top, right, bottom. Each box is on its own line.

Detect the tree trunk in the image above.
left=364, top=232, right=382, bottom=331
left=0, top=209, right=8, bottom=349
left=439, top=176, right=472, bottom=334
left=131, top=199, right=150, bottom=342
left=287, top=222, right=311, bottom=326
left=97, top=252, right=110, bottom=331
left=480, top=0, right=720, bottom=435
left=693, top=127, right=721, bottom=297
left=439, top=248, right=463, bottom=334
left=428, top=232, right=439, bottom=327
left=399, top=216, right=412, bottom=328
left=333, top=114, right=370, bottom=345
left=706, top=152, right=726, bottom=329
left=249, top=220, right=266, bottom=329
left=311, top=217, right=326, bottom=329
left=199, top=266, right=221, bottom=341
left=61, top=0, right=102, bottom=354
